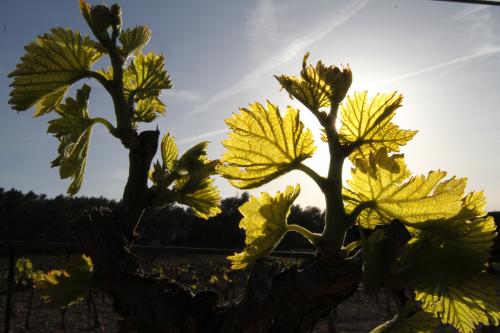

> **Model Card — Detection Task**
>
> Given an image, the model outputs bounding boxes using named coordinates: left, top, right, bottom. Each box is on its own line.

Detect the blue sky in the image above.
left=1, top=0, right=500, bottom=211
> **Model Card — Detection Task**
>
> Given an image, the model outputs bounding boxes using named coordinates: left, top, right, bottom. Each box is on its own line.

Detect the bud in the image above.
left=316, top=62, right=352, bottom=105
left=91, top=5, right=112, bottom=39
left=110, top=4, right=122, bottom=28
left=276, top=53, right=353, bottom=114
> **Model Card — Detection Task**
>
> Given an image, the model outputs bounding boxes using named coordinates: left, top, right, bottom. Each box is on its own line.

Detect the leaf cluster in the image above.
left=218, top=53, right=500, bottom=332
left=149, top=134, right=221, bottom=219
left=8, top=0, right=220, bottom=219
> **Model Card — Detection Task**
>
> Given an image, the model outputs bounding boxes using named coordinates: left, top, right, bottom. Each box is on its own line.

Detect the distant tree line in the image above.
left=0, top=188, right=324, bottom=250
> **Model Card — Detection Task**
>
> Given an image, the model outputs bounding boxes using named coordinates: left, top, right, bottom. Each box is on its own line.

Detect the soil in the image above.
left=1, top=286, right=394, bottom=332
left=1, top=254, right=497, bottom=332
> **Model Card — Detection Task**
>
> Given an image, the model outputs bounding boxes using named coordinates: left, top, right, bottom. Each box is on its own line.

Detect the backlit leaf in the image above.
left=416, top=274, right=500, bottom=333
left=346, top=153, right=463, bottom=228
left=34, top=255, right=93, bottom=309
left=174, top=160, right=221, bottom=219
left=150, top=140, right=221, bottom=218
left=9, top=28, right=103, bottom=116
left=123, top=52, right=172, bottom=101
left=119, top=26, right=151, bottom=57
left=338, top=91, right=417, bottom=162
left=96, top=66, right=113, bottom=81
left=161, top=133, right=178, bottom=172
left=176, top=141, right=209, bottom=174
left=134, top=97, right=166, bottom=123
left=371, top=303, right=439, bottom=333
left=219, top=101, right=316, bottom=189
left=275, top=52, right=352, bottom=111
left=48, top=84, right=96, bottom=195
left=400, top=215, right=497, bottom=287
left=228, top=185, right=300, bottom=269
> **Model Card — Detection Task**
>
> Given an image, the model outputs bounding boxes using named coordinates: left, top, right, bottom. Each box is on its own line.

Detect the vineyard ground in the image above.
left=1, top=285, right=396, bottom=332
left=0, top=254, right=495, bottom=332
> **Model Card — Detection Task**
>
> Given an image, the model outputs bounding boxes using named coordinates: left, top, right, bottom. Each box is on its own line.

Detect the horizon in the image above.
left=4, top=186, right=500, bottom=214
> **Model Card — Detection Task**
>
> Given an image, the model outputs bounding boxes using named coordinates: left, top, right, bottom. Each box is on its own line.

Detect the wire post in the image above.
left=4, top=243, right=15, bottom=333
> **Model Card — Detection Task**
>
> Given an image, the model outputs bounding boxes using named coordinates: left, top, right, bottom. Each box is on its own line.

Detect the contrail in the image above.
left=187, top=0, right=371, bottom=117
left=176, top=128, right=228, bottom=145
left=376, top=45, right=500, bottom=86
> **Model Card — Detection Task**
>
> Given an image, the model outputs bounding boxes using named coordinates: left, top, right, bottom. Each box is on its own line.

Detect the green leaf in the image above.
left=338, top=91, right=417, bottom=162
left=416, top=274, right=500, bottom=333
left=275, top=52, right=352, bottom=111
left=15, top=258, right=34, bottom=285
left=400, top=215, right=497, bottom=287
left=119, top=26, right=152, bottom=57
left=176, top=141, right=209, bottom=174
left=123, top=52, right=172, bottom=101
left=161, top=133, right=178, bottom=172
left=150, top=139, right=221, bottom=218
left=371, top=302, right=439, bottom=333
left=219, top=101, right=316, bottom=189
left=174, top=160, right=222, bottom=219
left=134, top=97, right=166, bottom=123
left=48, top=84, right=96, bottom=195
left=228, top=185, right=300, bottom=270
left=96, top=66, right=113, bottom=81
left=346, top=152, right=463, bottom=229
left=363, top=221, right=410, bottom=292
left=34, top=255, right=93, bottom=309
left=149, top=139, right=204, bottom=191
left=8, top=28, right=103, bottom=116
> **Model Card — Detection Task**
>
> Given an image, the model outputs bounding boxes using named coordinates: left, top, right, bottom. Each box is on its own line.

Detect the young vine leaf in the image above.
left=415, top=274, right=500, bottom=333
left=47, top=84, right=96, bottom=195
left=338, top=91, right=417, bottom=162
left=119, top=26, right=152, bottom=57
left=400, top=215, right=496, bottom=286
left=150, top=134, right=221, bottom=219
left=345, top=152, right=463, bottom=229
left=8, top=28, right=103, bottom=116
left=34, top=255, right=93, bottom=309
left=121, top=52, right=172, bottom=124
left=161, top=132, right=178, bottom=172
left=228, top=185, right=300, bottom=269
left=218, top=101, right=316, bottom=189
left=371, top=301, right=439, bottom=333
left=174, top=159, right=221, bottom=219
left=124, top=52, right=172, bottom=99
left=134, top=97, right=166, bottom=123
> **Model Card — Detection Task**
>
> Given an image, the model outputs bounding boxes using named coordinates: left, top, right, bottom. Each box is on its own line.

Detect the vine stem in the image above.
left=320, top=101, right=350, bottom=255
left=286, top=224, right=322, bottom=245
left=297, top=163, right=326, bottom=191
left=93, top=117, right=116, bottom=134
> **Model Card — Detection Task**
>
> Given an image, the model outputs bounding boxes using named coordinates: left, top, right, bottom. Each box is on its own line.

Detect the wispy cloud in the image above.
left=246, top=0, right=279, bottom=60
left=164, top=89, right=202, bottom=102
left=450, top=4, right=497, bottom=49
left=376, top=45, right=500, bottom=86
left=451, top=5, right=487, bottom=21
left=187, top=0, right=371, bottom=117
left=176, top=128, right=228, bottom=145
